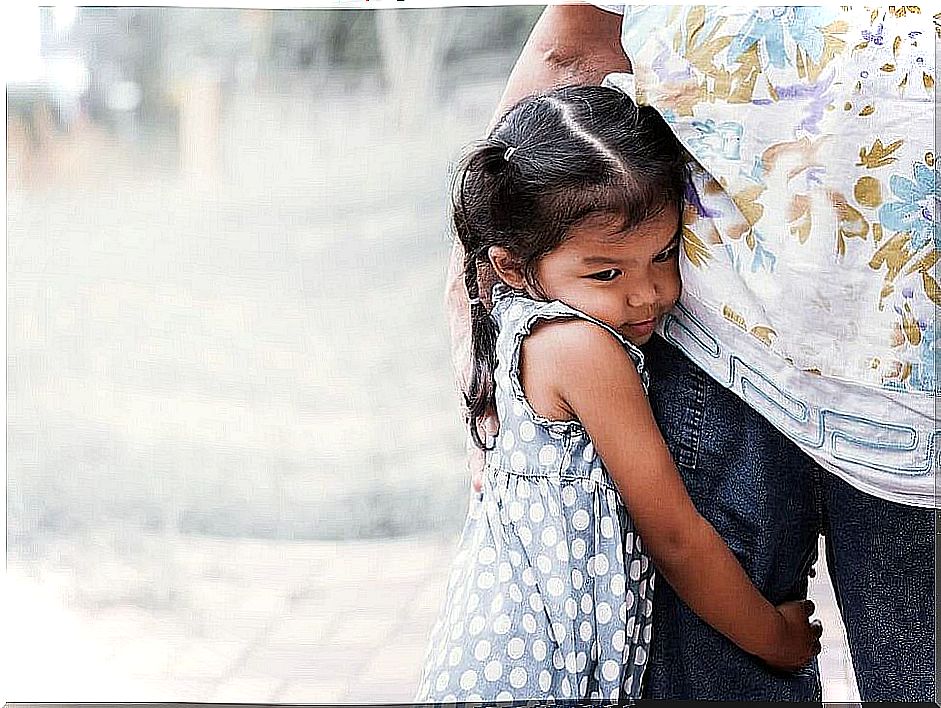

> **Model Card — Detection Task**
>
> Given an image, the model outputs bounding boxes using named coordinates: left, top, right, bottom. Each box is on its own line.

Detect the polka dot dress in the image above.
left=415, top=286, right=656, bottom=703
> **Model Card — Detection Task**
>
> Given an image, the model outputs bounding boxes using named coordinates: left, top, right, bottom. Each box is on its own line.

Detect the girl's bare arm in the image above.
left=519, top=319, right=822, bottom=670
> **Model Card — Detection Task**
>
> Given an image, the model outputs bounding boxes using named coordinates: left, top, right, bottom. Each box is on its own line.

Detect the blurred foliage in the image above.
left=64, top=6, right=545, bottom=79
left=270, top=10, right=383, bottom=70
left=443, top=6, right=545, bottom=59
left=9, top=4, right=544, bottom=541
left=24, top=6, right=544, bottom=132
left=268, top=7, right=543, bottom=70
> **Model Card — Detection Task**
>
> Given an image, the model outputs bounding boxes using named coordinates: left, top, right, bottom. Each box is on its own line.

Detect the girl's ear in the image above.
left=488, top=246, right=527, bottom=290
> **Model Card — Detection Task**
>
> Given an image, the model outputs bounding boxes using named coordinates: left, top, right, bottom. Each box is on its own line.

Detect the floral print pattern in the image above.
left=879, top=162, right=937, bottom=253
left=725, top=7, right=841, bottom=69
left=594, top=4, right=940, bottom=505
left=618, top=5, right=938, bottom=394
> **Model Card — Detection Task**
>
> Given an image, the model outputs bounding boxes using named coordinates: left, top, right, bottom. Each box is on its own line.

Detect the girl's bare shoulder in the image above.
left=519, top=317, right=642, bottom=420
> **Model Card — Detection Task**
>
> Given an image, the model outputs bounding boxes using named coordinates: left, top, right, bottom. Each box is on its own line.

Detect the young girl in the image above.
left=415, top=84, right=821, bottom=703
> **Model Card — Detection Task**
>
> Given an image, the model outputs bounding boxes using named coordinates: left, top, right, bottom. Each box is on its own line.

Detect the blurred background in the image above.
left=5, top=4, right=859, bottom=703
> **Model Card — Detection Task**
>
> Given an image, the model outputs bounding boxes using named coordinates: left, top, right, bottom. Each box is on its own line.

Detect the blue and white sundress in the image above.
left=415, top=285, right=656, bottom=703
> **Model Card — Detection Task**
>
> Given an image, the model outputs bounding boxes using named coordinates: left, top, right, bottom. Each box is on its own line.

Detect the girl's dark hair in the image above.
left=455, top=84, right=690, bottom=449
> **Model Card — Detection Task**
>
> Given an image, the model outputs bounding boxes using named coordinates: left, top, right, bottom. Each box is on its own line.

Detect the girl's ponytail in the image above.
left=462, top=252, right=498, bottom=450
left=452, top=142, right=508, bottom=450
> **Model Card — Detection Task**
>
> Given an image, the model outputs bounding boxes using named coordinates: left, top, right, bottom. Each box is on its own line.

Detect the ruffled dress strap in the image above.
left=491, top=285, right=650, bottom=427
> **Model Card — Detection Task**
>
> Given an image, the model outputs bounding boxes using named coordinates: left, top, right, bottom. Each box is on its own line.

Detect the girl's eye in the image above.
left=589, top=269, right=622, bottom=282
left=653, top=243, right=680, bottom=263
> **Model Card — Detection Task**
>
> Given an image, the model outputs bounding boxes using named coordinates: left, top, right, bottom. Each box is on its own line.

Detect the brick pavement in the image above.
left=5, top=534, right=859, bottom=703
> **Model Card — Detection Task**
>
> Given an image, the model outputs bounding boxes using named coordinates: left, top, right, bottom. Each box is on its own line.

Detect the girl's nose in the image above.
left=626, top=279, right=658, bottom=308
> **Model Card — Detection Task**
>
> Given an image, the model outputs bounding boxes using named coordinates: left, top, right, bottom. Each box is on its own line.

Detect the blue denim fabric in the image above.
left=640, top=335, right=936, bottom=702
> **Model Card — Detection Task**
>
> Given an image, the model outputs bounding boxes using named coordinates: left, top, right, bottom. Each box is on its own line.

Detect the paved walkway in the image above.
left=4, top=533, right=859, bottom=703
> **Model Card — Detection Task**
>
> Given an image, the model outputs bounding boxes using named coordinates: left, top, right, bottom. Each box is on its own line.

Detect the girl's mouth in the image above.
left=623, top=318, right=657, bottom=338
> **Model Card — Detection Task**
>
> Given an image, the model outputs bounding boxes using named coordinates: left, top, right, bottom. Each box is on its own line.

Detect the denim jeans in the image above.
left=640, top=335, right=936, bottom=702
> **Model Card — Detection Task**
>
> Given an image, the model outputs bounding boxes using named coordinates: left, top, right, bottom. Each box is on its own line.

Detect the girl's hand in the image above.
left=761, top=600, right=823, bottom=672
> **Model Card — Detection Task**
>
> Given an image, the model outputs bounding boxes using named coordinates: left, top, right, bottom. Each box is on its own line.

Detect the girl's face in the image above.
left=530, top=207, right=682, bottom=346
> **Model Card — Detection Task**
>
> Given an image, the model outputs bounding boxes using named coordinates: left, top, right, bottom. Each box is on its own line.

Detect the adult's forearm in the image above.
left=489, top=4, right=630, bottom=129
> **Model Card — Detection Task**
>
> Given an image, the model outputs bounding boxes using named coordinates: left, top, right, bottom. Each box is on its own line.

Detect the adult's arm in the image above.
left=446, top=2, right=630, bottom=417
left=477, top=2, right=630, bottom=308
left=489, top=3, right=630, bottom=129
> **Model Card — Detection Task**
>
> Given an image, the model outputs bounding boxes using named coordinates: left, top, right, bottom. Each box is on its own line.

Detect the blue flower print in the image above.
left=751, top=236, right=777, bottom=273
left=741, top=156, right=765, bottom=184
left=729, top=229, right=778, bottom=275
left=689, top=119, right=745, bottom=161
left=726, top=7, right=840, bottom=69
left=878, top=163, right=938, bottom=251
left=724, top=230, right=776, bottom=276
